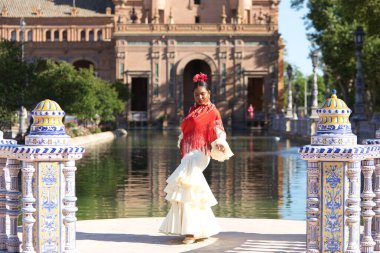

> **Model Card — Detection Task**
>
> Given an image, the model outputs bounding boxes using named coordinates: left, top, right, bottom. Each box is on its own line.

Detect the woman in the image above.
left=159, top=72, right=234, bottom=244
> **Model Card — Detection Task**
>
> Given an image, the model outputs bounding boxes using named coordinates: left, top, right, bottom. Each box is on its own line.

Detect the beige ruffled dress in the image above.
left=159, top=107, right=233, bottom=238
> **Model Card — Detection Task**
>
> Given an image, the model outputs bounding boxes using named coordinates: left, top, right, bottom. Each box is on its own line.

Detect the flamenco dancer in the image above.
left=159, top=72, right=234, bottom=244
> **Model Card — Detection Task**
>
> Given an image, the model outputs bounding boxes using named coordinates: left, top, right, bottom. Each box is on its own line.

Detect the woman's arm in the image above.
left=209, top=111, right=233, bottom=162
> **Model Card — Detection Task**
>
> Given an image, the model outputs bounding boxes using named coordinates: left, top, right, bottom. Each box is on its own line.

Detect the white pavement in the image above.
left=76, top=217, right=306, bottom=253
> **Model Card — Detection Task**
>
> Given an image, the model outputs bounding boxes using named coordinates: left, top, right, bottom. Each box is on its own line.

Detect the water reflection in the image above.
left=76, top=130, right=307, bottom=220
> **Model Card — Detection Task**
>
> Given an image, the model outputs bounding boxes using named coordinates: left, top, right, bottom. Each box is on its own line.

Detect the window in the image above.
left=195, top=16, right=200, bottom=23
left=46, top=31, right=51, bottom=41
left=231, top=9, right=237, bottom=24
left=27, top=31, right=33, bottom=42
left=80, top=30, right=85, bottom=41
left=11, top=31, right=16, bottom=42
left=119, top=63, right=125, bottom=77
left=155, top=64, right=159, bottom=77
left=194, top=0, right=200, bottom=5
left=97, top=31, right=102, bottom=41
left=236, top=63, right=241, bottom=78
left=54, top=31, right=59, bottom=41
left=159, top=10, right=165, bottom=23
left=62, top=31, right=68, bottom=41
left=89, top=31, right=94, bottom=42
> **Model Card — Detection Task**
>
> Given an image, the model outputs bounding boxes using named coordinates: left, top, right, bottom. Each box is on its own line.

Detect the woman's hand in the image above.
left=215, top=143, right=225, bottom=153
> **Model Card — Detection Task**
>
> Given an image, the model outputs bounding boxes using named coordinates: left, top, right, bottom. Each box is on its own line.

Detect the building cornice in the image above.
left=113, top=24, right=276, bottom=37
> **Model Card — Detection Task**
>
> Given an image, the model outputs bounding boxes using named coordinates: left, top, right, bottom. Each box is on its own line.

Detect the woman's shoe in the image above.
left=195, top=237, right=208, bottom=242
left=182, top=236, right=196, bottom=244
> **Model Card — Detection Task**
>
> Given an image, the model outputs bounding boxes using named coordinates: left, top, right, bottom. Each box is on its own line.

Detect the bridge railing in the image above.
left=299, top=90, right=380, bottom=252
left=0, top=99, right=84, bottom=253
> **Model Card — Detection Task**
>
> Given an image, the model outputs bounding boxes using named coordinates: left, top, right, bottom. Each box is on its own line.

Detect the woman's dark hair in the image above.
left=192, top=81, right=210, bottom=92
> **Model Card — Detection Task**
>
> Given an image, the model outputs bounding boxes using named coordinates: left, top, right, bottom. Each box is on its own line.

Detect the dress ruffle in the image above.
left=210, top=137, right=234, bottom=162
left=159, top=151, right=220, bottom=238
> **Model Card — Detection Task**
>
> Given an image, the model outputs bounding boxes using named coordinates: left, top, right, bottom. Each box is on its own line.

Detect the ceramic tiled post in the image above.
left=17, top=99, right=85, bottom=253
left=299, top=90, right=370, bottom=253
left=362, top=129, right=380, bottom=252
left=0, top=131, right=18, bottom=251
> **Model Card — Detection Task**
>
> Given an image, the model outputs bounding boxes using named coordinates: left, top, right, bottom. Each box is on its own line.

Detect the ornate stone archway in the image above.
left=175, top=53, right=218, bottom=116
left=182, top=60, right=212, bottom=114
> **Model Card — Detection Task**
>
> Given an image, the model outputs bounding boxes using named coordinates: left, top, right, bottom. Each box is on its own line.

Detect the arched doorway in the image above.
left=73, top=60, right=94, bottom=70
left=183, top=60, right=211, bottom=114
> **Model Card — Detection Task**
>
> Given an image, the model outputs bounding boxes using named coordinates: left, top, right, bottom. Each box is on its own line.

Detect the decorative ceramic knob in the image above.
left=25, top=99, right=71, bottom=146
left=311, top=89, right=357, bottom=146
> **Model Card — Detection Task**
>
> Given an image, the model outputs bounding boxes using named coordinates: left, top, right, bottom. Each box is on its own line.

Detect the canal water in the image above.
left=76, top=130, right=308, bottom=221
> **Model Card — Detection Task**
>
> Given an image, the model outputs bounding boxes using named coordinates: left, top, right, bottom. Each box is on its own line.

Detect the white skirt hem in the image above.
left=159, top=151, right=220, bottom=238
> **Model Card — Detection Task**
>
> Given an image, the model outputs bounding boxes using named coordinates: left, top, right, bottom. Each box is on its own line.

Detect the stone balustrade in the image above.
left=299, top=90, right=380, bottom=252
left=271, top=116, right=315, bottom=138
left=0, top=99, right=84, bottom=252
left=114, top=23, right=274, bottom=35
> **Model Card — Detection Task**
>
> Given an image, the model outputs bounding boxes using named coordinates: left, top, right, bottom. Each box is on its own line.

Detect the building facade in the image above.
left=0, top=0, right=284, bottom=128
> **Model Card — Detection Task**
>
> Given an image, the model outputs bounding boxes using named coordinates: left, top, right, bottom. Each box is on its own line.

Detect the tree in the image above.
left=0, top=41, right=127, bottom=130
left=0, top=41, right=32, bottom=129
left=30, top=60, right=124, bottom=122
left=291, top=0, right=380, bottom=112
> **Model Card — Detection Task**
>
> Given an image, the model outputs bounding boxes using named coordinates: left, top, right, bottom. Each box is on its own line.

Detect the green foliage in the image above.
left=0, top=41, right=23, bottom=107
left=290, top=0, right=380, bottom=112
left=0, top=107, right=16, bottom=131
left=0, top=41, right=33, bottom=129
left=0, top=40, right=128, bottom=127
left=29, top=60, right=125, bottom=122
left=111, top=80, right=130, bottom=102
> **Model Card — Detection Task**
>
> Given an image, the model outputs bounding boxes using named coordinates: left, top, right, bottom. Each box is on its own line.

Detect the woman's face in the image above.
left=193, top=86, right=210, bottom=106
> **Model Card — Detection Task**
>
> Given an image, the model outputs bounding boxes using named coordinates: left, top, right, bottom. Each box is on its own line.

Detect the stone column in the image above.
left=6, top=159, right=21, bottom=252
left=310, top=50, right=319, bottom=118
left=63, top=160, right=78, bottom=253
left=374, top=157, right=380, bottom=251
left=115, top=39, right=126, bottom=80
left=299, top=90, right=369, bottom=252
left=346, top=161, right=361, bottom=253
left=306, top=161, right=319, bottom=252
left=360, top=159, right=376, bottom=252
left=0, top=158, right=7, bottom=250
left=21, top=162, right=36, bottom=253
left=0, top=135, right=17, bottom=250
left=363, top=129, right=380, bottom=251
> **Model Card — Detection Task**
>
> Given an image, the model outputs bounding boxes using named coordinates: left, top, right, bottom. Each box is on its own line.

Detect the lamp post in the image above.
left=352, top=26, right=367, bottom=121
left=20, top=18, right=25, bottom=62
left=324, top=71, right=330, bottom=100
left=294, top=83, right=300, bottom=119
left=285, top=64, right=293, bottom=118
left=310, top=50, right=319, bottom=118
left=304, top=79, right=308, bottom=117
left=18, top=18, right=27, bottom=138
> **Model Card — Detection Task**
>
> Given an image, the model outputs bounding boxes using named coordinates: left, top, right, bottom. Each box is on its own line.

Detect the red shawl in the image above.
left=180, top=103, right=225, bottom=158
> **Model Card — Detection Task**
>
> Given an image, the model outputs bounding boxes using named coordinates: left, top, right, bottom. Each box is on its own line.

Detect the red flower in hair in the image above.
left=192, top=72, right=208, bottom=83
